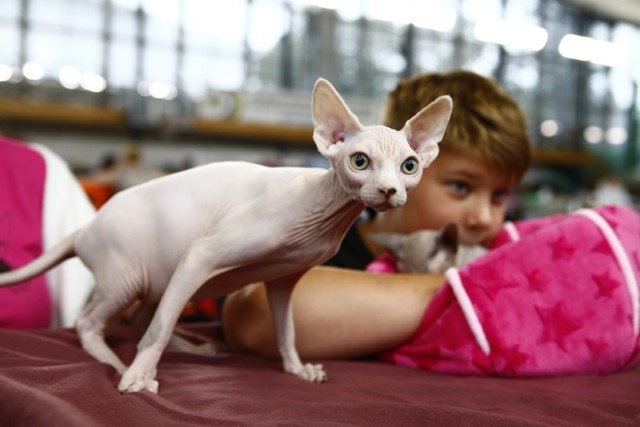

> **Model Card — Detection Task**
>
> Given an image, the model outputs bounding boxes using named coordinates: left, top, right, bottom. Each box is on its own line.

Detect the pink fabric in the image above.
left=365, top=252, right=398, bottom=274
left=378, top=206, right=640, bottom=376
left=490, top=213, right=572, bottom=248
left=0, top=138, right=52, bottom=329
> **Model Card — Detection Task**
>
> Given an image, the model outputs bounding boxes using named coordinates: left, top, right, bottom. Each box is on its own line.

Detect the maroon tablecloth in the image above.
left=1, top=325, right=639, bottom=426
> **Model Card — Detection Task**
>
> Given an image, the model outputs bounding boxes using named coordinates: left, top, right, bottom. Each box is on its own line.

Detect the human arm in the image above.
left=222, top=266, right=445, bottom=360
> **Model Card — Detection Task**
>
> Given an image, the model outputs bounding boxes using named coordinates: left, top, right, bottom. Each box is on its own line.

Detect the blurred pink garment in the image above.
left=0, top=138, right=52, bottom=329
left=0, top=137, right=95, bottom=328
left=365, top=252, right=398, bottom=274
left=376, top=206, right=640, bottom=376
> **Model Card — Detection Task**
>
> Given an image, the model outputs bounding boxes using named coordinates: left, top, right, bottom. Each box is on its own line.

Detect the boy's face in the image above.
left=387, top=151, right=516, bottom=247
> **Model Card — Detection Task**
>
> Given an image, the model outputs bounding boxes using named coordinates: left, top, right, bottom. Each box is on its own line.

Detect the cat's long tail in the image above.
left=0, top=231, right=78, bottom=286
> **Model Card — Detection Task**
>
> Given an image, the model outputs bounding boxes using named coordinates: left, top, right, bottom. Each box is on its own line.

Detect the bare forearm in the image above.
left=223, top=266, right=444, bottom=360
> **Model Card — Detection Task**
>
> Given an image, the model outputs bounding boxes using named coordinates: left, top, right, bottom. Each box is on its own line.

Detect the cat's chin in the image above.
left=368, top=201, right=397, bottom=212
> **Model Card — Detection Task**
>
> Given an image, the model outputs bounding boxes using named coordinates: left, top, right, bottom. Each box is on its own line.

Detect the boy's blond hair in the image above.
left=381, top=70, right=532, bottom=183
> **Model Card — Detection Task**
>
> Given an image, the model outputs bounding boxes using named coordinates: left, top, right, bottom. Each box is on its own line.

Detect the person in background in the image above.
left=592, top=175, right=634, bottom=207
left=0, top=137, right=95, bottom=329
left=79, top=153, right=119, bottom=209
left=81, top=144, right=166, bottom=209
left=222, top=70, right=532, bottom=360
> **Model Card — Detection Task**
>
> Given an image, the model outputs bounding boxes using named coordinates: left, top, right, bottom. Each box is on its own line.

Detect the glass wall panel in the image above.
left=182, top=0, right=246, bottom=93
left=0, top=22, right=20, bottom=67
left=26, top=29, right=63, bottom=75
left=27, top=0, right=103, bottom=78
left=143, top=47, right=177, bottom=83
left=142, top=0, right=180, bottom=47
left=0, top=0, right=636, bottom=174
left=0, top=0, right=20, bottom=19
left=109, top=41, right=137, bottom=88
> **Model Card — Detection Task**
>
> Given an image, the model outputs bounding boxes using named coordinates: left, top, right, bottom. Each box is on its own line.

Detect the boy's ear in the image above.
left=401, top=95, right=453, bottom=167
left=311, top=78, right=363, bottom=159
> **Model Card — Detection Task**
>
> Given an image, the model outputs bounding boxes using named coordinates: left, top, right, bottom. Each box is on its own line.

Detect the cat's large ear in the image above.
left=401, top=95, right=452, bottom=166
left=311, top=78, right=364, bottom=159
left=436, top=222, right=459, bottom=254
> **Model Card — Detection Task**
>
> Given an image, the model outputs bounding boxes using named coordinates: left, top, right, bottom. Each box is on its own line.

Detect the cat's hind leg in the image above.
left=169, top=329, right=220, bottom=356
left=76, top=287, right=132, bottom=375
left=129, top=302, right=220, bottom=356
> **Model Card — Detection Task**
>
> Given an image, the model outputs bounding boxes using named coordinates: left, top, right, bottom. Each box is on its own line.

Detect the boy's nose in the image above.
left=466, top=200, right=492, bottom=229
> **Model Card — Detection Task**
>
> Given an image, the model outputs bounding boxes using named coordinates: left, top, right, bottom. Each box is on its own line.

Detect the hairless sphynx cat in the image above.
left=0, top=78, right=452, bottom=394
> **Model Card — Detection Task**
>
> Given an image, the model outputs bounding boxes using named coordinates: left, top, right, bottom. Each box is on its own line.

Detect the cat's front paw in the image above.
left=290, top=363, right=327, bottom=383
left=118, top=369, right=159, bottom=394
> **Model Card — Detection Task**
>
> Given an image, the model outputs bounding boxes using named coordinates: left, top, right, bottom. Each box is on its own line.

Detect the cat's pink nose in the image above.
left=379, top=187, right=397, bottom=198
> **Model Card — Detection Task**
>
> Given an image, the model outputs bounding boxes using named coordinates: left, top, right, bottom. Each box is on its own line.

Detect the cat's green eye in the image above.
left=401, top=157, right=419, bottom=174
left=350, top=153, right=370, bottom=170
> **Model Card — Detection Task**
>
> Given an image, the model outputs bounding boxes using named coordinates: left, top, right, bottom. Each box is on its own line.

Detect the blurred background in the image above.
left=0, top=0, right=639, bottom=217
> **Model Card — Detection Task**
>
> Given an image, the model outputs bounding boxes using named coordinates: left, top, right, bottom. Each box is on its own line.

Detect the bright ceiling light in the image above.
left=540, top=119, right=559, bottom=137
left=558, top=34, right=590, bottom=61
left=584, top=126, right=603, bottom=144
left=474, top=18, right=548, bottom=52
left=412, top=4, right=457, bottom=32
left=0, top=64, right=13, bottom=82
left=294, top=0, right=339, bottom=9
left=137, top=80, right=177, bottom=100
left=81, top=73, right=107, bottom=93
left=605, top=127, right=628, bottom=145
left=558, top=34, right=626, bottom=67
left=58, top=65, right=81, bottom=89
left=248, top=2, right=288, bottom=54
left=367, top=0, right=411, bottom=25
left=22, top=62, right=44, bottom=81
left=148, top=82, right=177, bottom=100
left=366, top=1, right=456, bottom=32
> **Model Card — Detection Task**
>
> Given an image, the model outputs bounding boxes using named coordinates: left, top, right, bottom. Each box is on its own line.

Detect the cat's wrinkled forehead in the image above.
left=344, top=125, right=416, bottom=156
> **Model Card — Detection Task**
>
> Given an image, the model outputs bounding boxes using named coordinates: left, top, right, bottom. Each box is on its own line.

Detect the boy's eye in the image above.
left=448, top=181, right=469, bottom=194
left=492, top=190, right=511, bottom=204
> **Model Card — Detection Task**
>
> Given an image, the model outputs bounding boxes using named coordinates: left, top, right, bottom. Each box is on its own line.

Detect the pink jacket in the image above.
left=374, top=206, right=640, bottom=376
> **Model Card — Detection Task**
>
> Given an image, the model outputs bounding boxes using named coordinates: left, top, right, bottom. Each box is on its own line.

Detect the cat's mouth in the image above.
left=370, top=199, right=403, bottom=212
left=360, top=189, right=406, bottom=212
left=372, top=204, right=391, bottom=212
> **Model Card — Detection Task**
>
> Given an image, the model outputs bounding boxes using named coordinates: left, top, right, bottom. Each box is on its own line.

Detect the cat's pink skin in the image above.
left=0, top=79, right=452, bottom=394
